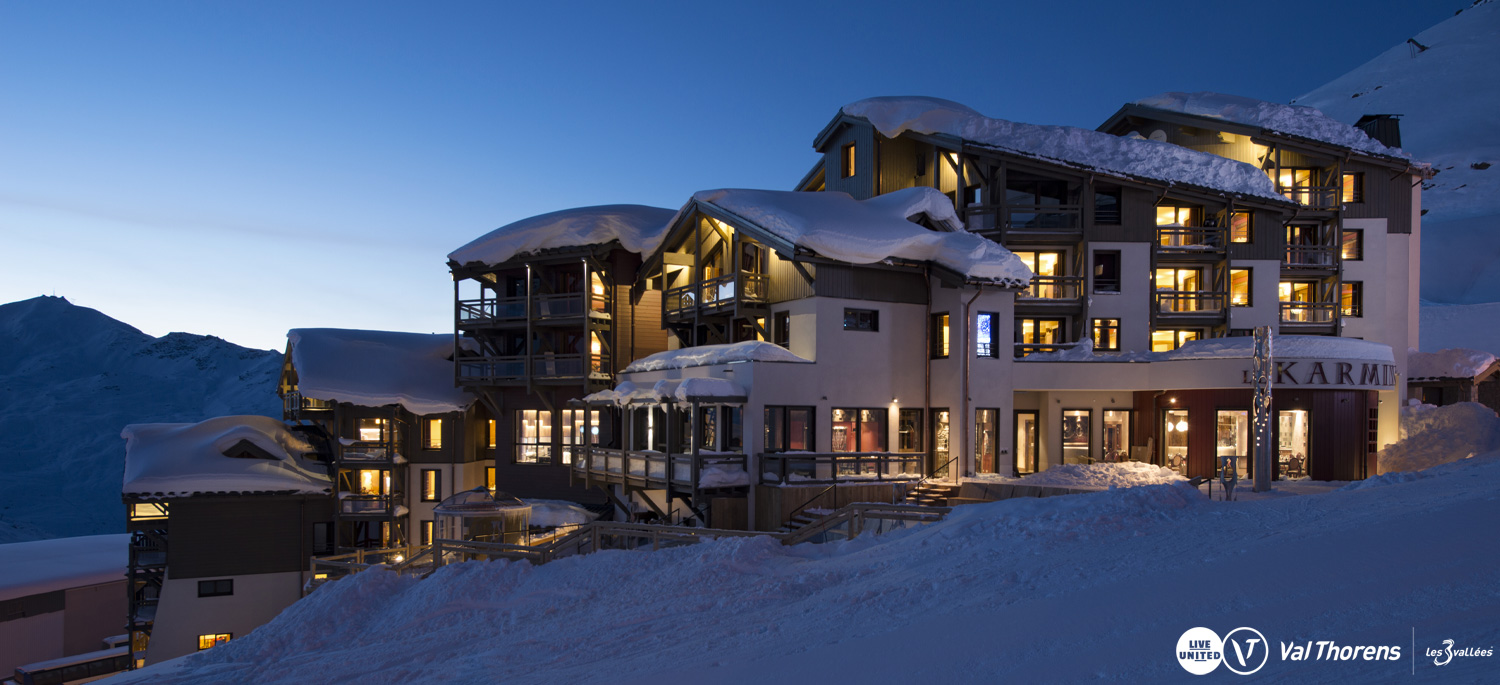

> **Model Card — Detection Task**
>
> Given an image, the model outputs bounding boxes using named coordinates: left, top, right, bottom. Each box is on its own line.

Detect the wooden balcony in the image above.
left=663, top=271, right=768, bottom=322
left=1013, top=341, right=1083, bottom=358
left=758, top=452, right=925, bottom=485
left=1280, top=302, right=1338, bottom=325
left=1156, top=227, right=1227, bottom=256
left=1283, top=246, right=1339, bottom=270
left=971, top=204, right=1083, bottom=244
left=1155, top=291, right=1227, bottom=320
left=337, top=442, right=397, bottom=465
left=457, top=353, right=611, bottom=385
left=339, top=493, right=402, bottom=517
left=1278, top=184, right=1340, bottom=211
left=572, top=448, right=750, bottom=491
left=1016, top=276, right=1084, bottom=311
left=457, top=292, right=609, bottom=330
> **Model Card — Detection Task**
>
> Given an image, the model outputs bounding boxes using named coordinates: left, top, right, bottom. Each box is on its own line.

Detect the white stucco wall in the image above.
left=145, top=571, right=304, bottom=665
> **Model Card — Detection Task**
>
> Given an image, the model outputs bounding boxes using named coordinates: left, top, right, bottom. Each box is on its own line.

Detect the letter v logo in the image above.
left=1223, top=627, right=1269, bottom=675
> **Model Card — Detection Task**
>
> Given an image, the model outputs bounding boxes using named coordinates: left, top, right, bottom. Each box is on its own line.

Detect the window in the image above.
left=1341, top=282, right=1363, bottom=317
left=517, top=410, right=552, bottom=464
left=930, top=313, right=950, bottom=358
left=420, top=469, right=441, bottom=502
left=197, top=634, right=232, bottom=650
left=1217, top=410, right=1251, bottom=478
left=1155, top=267, right=1206, bottom=313
left=897, top=408, right=924, bottom=452
left=312, top=522, right=333, bottom=554
left=485, top=467, right=495, bottom=493
left=1094, top=187, right=1122, bottom=225
left=963, top=184, right=981, bottom=207
left=1004, top=176, right=1073, bottom=229
left=357, top=418, right=386, bottom=442
left=1164, top=409, right=1189, bottom=474
left=1276, top=168, right=1320, bottom=205
left=1015, top=318, right=1065, bottom=357
left=975, top=408, right=999, bottom=474
left=1341, top=229, right=1363, bottom=261
left=841, top=143, right=856, bottom=178
left=1151, top=329, right=1200, bottom=352
left=423, top=418, right=442, bottom=450
left=1014, top=251, right=1064, bottom=298
left=355, top=469, right=388, bottom=495
left=1230, top=211, right=1252, bottom=243
left=773, top=311, right=790, bottom=348
left=420, top=520, right=434, bottom=545
left=1062, top=409, right=1091, bottom=465
left=830, top=408, right=888, bottom=452
left=1342, top=172, right=1364, bottom=203
left=976, top=312, right=998, bottom=357
left=487, top=419, right=497, bottom=449
left=1230, top=268, right=1252, bottom=307
left=722, top=406, right=743, bottom=452
left=560, top=409, right=599, bottom=465
left=764, top=406, right=813, bottom=452
left=197, top=579, right=233, bottom=597
left=1102, top=410, right=1131, bottom=462
left=844, top=308, right=878, bottom=332
left=1155, top=205, right=1195, bottom=227
left=1093, top=251, right=1120, bottom=293
left=1092, top=319, right=1120, bottom=351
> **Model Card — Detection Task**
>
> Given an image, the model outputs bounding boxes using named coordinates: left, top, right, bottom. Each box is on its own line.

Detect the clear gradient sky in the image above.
left=0, top=1, right=1463, bottom=350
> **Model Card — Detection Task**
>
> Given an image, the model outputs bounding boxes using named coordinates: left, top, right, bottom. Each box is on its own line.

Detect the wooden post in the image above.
left=690, top=400, right=702, bottom=520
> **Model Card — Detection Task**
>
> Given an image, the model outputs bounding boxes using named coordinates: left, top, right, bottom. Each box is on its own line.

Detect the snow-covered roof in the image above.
left=1130, top=92, right=1407, bottom=158
left=1407, top=347, right=1500, bottom=380
left=121, top=415, right=331, bottom=498
left=582, top=377, right=749, bottom=406
left=0, top=534, right=129, bottom=602
left=288, top=328, right=471, bottom=415
left=840, top=96, right=1286, bottom=203
left=693, top=187, right=1033, bottom=285
left=1021, top=335, right=1395, bottom=364
left=623, top=340, right=812, bottom=373
left=449, top=205, right=677, bottom=267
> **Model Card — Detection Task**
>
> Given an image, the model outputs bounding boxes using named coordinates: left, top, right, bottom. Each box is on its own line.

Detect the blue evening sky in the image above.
left=0, top=1, right=1462, bottom=350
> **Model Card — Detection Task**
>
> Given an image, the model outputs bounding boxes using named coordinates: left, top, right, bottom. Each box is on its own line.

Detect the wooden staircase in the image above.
left=775, top=508, right=831, bottom=535
left=903, top=482, right=959, bottom=507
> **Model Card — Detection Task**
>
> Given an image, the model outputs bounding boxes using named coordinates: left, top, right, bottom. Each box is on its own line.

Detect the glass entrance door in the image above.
left=975, top=409, right=998, bottom=474
left=931, top=409, right=951, bottom=478
left=1216, top=410, right=1249, bottom=478
left=1163, top=409, right=1189, bottom=475
left=1278, top=410, right=1310, bottom=479
left=1014, top=410, right=1038, bottom=475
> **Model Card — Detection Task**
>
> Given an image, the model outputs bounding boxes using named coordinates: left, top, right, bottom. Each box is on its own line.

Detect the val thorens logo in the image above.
left=1222, top=627, right=1270, bottom=675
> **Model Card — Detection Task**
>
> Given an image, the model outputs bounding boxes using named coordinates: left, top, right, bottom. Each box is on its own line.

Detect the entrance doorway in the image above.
left=1278, top=410, right=1310, bottom=479
left=975, top=409, right=999, bottom=474
left=1163, top=409, right=1189, bottom=475
left=1014, top=410, right=1038, bottom=475
left=1216, top=410, right=1250, bottom=478
left=931, top=409, right=951, bottom=478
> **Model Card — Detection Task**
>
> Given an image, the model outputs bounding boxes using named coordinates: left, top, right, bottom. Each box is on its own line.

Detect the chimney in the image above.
left=1354, top=114, right=1402, bottom=149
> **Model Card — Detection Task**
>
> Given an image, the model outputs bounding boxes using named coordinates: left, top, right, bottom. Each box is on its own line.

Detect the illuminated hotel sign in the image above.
left=1241, top=361, right=1397, bottom=389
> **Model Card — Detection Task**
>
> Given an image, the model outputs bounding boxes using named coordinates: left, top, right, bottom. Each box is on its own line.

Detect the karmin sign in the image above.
left=1240, top=360, right=1399, bottom=389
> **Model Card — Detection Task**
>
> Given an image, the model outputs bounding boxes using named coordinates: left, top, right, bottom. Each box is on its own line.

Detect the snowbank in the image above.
left=843, top=96, right=1285, bottom=202
left=623, top=340, right=811, bottom=373
left=1133, top=91, right=1406, bottom=158
left=523, top=500, right=597, bottom=529
left=693, top=188, right=1032, bottom=285
left=975, top=461, right=1187, bottom=489
left=698, top=465, right=751, bottom=488
left=1377, top=401, right=1500, bottom=474
left=121, top=415, right=331, bottom=497
left=448, top=205, right=677, bottom=267
left=0, top=534, right=129, bottom=602
left=1407, top=346, right=1498, bottom=379
left=288, top=328, right=471, bottom=415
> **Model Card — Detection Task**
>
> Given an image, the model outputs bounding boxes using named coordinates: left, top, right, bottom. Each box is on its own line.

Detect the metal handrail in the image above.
left=758, top=452, right=925, bottom=485
left=1280, top=301, right=1338, bottom=324
left=1018, top=276, right=1084, bottom=300
left=1155, top=291, right=1227, bottom=313
left=1156, top=226, right=1227, bottom=250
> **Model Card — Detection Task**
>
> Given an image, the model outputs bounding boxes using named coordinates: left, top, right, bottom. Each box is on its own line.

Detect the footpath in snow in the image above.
left=111, top=450, right=1500, bottom=684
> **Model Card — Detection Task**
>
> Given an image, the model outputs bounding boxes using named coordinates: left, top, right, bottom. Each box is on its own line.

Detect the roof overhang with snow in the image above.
left=448, top=205, right=677, bottom=273
left=286, top=328, right=473, bottom=415
left=121, top=415, right=332, bottom=499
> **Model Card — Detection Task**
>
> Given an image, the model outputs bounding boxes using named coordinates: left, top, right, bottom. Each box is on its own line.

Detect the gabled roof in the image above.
left=121, top=415, right=331, bottom=499
left=821, top=97, right=1292, bottom=204
left=286, top=328, right=472, bottom=415
left=650, top=186, right=1033, bottom=287
left=1101, top=92, right=1417, bottom=167
left=449, top=205, right=677, bottom=269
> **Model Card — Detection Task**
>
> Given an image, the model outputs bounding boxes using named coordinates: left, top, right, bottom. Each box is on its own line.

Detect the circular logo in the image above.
left=1222, top=627, right=1269, bottom=675
left=1176, top=627, right=1223, bottom=675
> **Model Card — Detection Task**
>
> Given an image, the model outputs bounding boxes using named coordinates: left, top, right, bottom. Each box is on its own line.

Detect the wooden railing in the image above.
left=339, top=494, right=399, bottom=516
left=1018, top=276, right=1084, bottom=301
left=1013, top=341, right=1081, bottom=358
left=1155, top=291, right=1227, bottom=314
left=1278, top=184, right=1340, bottom=210
left=457, top=354, right=610, bottom=382
left=1001, top=204, right=1081, bottom=231
left=759, top=452, right=924, bottom=485
left=1280, top=301, right=1338, bottom=324
left=664, top=271, right=769, bottom=318
left=339, top=441, right=394, bottom=463
left=457, top=293, right=606, bottom=326
left=1156, top=227, right=1227, bottom=251
left=576, top=448, right=750, bottom=488
left=1284, top=245, right=1338, bottom=268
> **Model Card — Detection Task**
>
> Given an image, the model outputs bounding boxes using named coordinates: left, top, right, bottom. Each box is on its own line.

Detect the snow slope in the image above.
left=1294, top=0, right=1500, bottom=306
left=112, top=454, right=1500, bottom=683
left=0, top=296, right=281, bottom=543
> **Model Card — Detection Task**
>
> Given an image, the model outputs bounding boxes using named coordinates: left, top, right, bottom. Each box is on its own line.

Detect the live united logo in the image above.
left=1240, top=361, right=1398, bottom=387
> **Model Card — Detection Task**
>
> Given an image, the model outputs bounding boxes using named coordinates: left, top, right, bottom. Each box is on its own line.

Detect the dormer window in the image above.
left=841, top=143, right=856, bottom=178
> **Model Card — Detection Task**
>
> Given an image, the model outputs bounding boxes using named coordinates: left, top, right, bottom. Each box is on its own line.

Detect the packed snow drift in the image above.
left=287, top=328, right=472, bottom=415
left=623, top=340, right=811, bottom=373
left=1377, top=401, right=1500, bottom=474
left=972, top=461, right=1186, bottom=489
left=1133, top=91, right=1403, bottom=157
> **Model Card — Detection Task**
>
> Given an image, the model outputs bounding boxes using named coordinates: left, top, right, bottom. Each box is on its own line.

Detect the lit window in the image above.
left=841, top=143, right=856, bottom=178
left=197, top=579, right=233, bottom=597
left=424, top=419, right=442, bottom=450
left=357, top=418, right=385, bottom=442
left=485, top=467, right=495, bottom=493
left=1230, top=269, right=1252, bottom=307
left=830, top=408, right=888, bottom=452
left=1341, top=229, right=1363, bottom=261
left=487, top=419, right=497, bottom=449
left=1342, top=173, right=1364, bottom=203
left=420, top=469, right=440, bottom=502
left=1092, top=319, right=1120, bottom=351
left=1151, top=329, right=1200, bottom=352
left=517, top=410, right=553, bottom=464
left=197, top=633, right=232, bottom=651
left=930, top=313, right=950, bottom=358
left=1341, top=282, right=1363, bottom=317
left=897, top=408, right=924, bottom=453
left=356, top=469, right=387, bottom=495
left=843, top=308, right=879, bottom=332
left=420, top=520, right=434, bottom=545
left=560, top=409, right=599, bottom=465
left=1014, top=318, right=1065, bottom=357
left=764, top=406, right=814, bottom=452
left=1155, top=206, right=1194, bottom=226
left=976, top=312, right=998, bottom=357
left=1230, top=211, right=1252, bottom=243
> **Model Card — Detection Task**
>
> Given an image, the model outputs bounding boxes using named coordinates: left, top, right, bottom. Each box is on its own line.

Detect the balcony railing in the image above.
left=340, top=494, right=400, bottom=516
left=340, top=442, right=395, bottom=463
left=1278, top=185, right=1340, bottom=210
left=664, top=271, right=769, bottom=318
left=1156, top=227, right=1226, bottom=252
left=457, top=354, right=610, bottom=383
left=1284, top=246, right=1338, bottom=268
left=458, top=293, right=605, bottom=327
left=1017, top=275, right=1084, bottom=301
left=758, top=452, right=925, bottom=485
left=1155, top=291, right=1227, bottom=315
left=574, top=448, right=750, bottom=489
left=1013, top=342, right=1079, bottom=358
left=1280, top=302, right=1338, bottom=324
left=1001, top=204, right=1082, bottom=231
